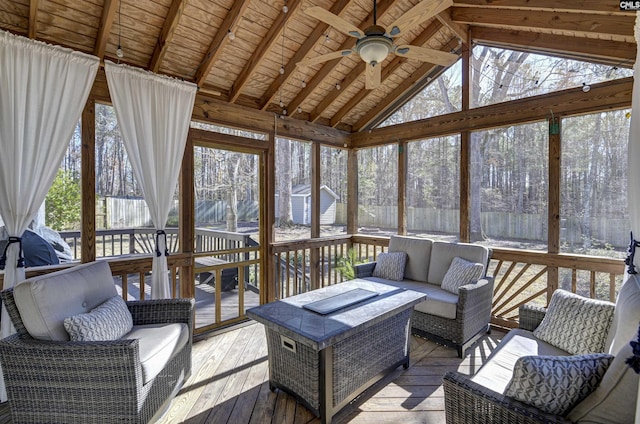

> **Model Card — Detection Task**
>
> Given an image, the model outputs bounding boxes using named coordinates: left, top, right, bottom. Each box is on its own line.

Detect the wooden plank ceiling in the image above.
left=1, top=0, right=635, bottom=133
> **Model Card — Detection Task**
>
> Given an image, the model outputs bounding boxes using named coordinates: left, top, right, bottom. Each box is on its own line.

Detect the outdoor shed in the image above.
left=291, top=184, right=339, bottom=225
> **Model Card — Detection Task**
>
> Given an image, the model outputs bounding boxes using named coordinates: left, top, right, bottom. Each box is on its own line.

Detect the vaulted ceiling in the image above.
left=1, top=0, right=635, bottom=133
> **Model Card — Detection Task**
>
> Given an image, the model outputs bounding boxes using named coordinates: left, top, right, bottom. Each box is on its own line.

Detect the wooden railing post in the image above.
left=179, top=133, right=195, bottom=299
left=347, top=149, right=358, bottom=234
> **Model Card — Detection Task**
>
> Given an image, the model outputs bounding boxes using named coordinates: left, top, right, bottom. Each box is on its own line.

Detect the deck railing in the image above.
left=271, top=235, right=625, bottom=328
left=58, top=227, right=253, bottom=259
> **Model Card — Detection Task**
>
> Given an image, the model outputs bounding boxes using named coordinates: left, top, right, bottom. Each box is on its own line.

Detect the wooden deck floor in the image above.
left=0, top=323, right=505, bottom=423
left=156, top=323, right=505, bottom=424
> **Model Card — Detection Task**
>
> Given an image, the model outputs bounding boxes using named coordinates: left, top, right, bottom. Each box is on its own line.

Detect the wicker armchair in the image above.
left=0, top=262, right=194, bottom=424
left=442, top=304, right=572, bottom=424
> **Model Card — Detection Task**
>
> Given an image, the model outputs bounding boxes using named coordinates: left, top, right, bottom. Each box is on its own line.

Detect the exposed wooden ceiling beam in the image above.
left=471, top=27, right=636, bottom=68
left=94, top=0, right=118, bottom=58
left=28, top=0, right=39, bottom=39
left=453, top=0, right=632, bottom=15
left=436, top=10, right=468, bottom=42
left=89, top=69, right=349, bottom=146
left=451, top=8, right=634, bottom=42
left=194, top=0, right=251, bottom=87
left=149, top=0, right=185, bottom=73
left=320, top=21, right=445, bottom=126
left=351, top=76, right=632, bottom=147
left=259, top=0, right=353, bottom=111
left=229, top=0, right=303, bottom=103
left=284, top=0, right=396, bottom=117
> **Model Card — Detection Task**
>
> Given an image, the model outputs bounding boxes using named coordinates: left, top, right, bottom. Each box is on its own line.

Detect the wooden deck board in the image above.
left=0, top=323, right=506, bottom=423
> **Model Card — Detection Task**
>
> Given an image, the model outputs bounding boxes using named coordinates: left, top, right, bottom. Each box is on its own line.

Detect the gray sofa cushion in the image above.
left=127, top=323, right=189, bottom=384
left=388, top=235, right=433, bottom=283
left=364, top=277, right=458, bottom=320
left=427, top=242, right=489, bottom=285
left=13, top=261, right=117, bottom=341
left=471, top=328, right=570, bottom=394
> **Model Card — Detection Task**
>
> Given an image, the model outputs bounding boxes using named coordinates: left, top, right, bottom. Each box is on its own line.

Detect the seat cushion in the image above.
left=388, top=235, right=433, bottom=282
left=504, top=353, right=613, bottom=416
left=64, top=295, right=133, bottom=341
left=533, top=289, right=614, bottom=355
left=126, top=323, right=189, bottom=384
left=427, top=242, right=489, bottom=285
left=364, top=277, right=458, bottom=320
left=13, top=261, right=117, bottom=341
left=372, top=252, right=407, bottom=281
left=471, top=328, right=570, bottom=394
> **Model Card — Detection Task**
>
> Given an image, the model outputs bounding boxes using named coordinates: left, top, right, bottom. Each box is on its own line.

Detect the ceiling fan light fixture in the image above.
left=356, top=35, right=392, bottom=64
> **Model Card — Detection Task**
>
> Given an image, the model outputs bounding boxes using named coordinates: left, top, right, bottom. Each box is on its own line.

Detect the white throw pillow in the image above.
left=440, top=256, right=484, bottom=294
left=372, top=252, right=407, bottom=281
left=533, top=289, right=615, bottom=355
left=64, top=295, right=133, bottom=341
left=505, top=353, right=614, bottom=416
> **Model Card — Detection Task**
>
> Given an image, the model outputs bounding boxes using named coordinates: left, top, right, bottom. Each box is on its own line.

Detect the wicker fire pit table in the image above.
left=246, top=279, right=426, bottom=424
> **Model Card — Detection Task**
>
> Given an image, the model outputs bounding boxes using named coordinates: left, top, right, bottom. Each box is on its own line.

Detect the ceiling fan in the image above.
left=297, top=0, right=458, bottom=89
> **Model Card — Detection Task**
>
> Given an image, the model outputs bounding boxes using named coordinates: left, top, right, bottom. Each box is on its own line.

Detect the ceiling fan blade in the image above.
left=297, top=50, right=353, bottom=67
left=394, top=45, right=458, bottom=66
left=304, top=7, right=364, bottom=38
left=386, top=0, right=453, bottom=38
left=365, top=62, right=381, bottom=90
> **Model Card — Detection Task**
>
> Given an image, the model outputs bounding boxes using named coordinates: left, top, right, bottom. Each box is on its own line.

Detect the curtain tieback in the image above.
left=0, top=236, right=24, bottom=270
left=625, top=231, right=640, bottom=274
left=155, top=230, right=169, bottom=257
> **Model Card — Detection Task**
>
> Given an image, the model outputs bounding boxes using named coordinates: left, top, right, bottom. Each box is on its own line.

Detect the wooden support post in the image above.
left=547, top=115, right=561, bottom=301
left=264, top=131, right=276, bottom=303
left=311, top=142, right=321, bottom=290
left=459, top=32, right=471, bottom=243
left=81, top=98, right=96, bottom=263
left=179, top=132, right=195, bottom=299
left=398, top=141, right=407, bottom=235
left=347, top=149, right=358, bottom=235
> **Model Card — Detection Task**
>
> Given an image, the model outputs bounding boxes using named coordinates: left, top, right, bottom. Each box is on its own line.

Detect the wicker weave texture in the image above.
left=333, top=309, right=411, bottom=406
left=265, top=309, right=412, bottom=412
left=0, top=288, right=194, bottom=424
left=443, top=371, right=572, bottom=424
left=518, top=304, right=547, bottom=332
left=412, top=278, right=494, bottom=347
left=266, top=328, right=321, bottom=409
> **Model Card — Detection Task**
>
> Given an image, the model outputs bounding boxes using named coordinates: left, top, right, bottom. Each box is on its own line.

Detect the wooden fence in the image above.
left=336, top=203, right=630, bottom=248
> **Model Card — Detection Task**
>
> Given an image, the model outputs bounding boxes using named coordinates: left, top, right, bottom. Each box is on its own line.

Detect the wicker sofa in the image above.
left=354, top=236, right=493, bottom=357
left=0, top=261, right=194, bottom=424
left=442, top=274, right=640, bottom=424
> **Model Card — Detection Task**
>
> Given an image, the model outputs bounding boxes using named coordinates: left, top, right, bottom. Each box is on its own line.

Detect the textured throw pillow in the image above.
left=504, top=354, right=614, bottom=416
left=64, top=295, right=133, bottom=341
left=372, top=252, right=407, bottom=281
left=440, top=256, right=484, bottom=294
left=533, top=289, right=615, bottom=355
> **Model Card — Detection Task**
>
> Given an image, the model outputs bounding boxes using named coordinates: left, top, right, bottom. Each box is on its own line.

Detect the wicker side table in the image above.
left=247, top=279, right=426, bottom=424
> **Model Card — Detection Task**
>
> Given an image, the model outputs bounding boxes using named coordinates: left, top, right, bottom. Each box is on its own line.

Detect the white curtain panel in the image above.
left=104, top=61, right=196, bottom=299
left=0, top=30, right=99, bottom=400
left=629, top=13, right=640, bottom=424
